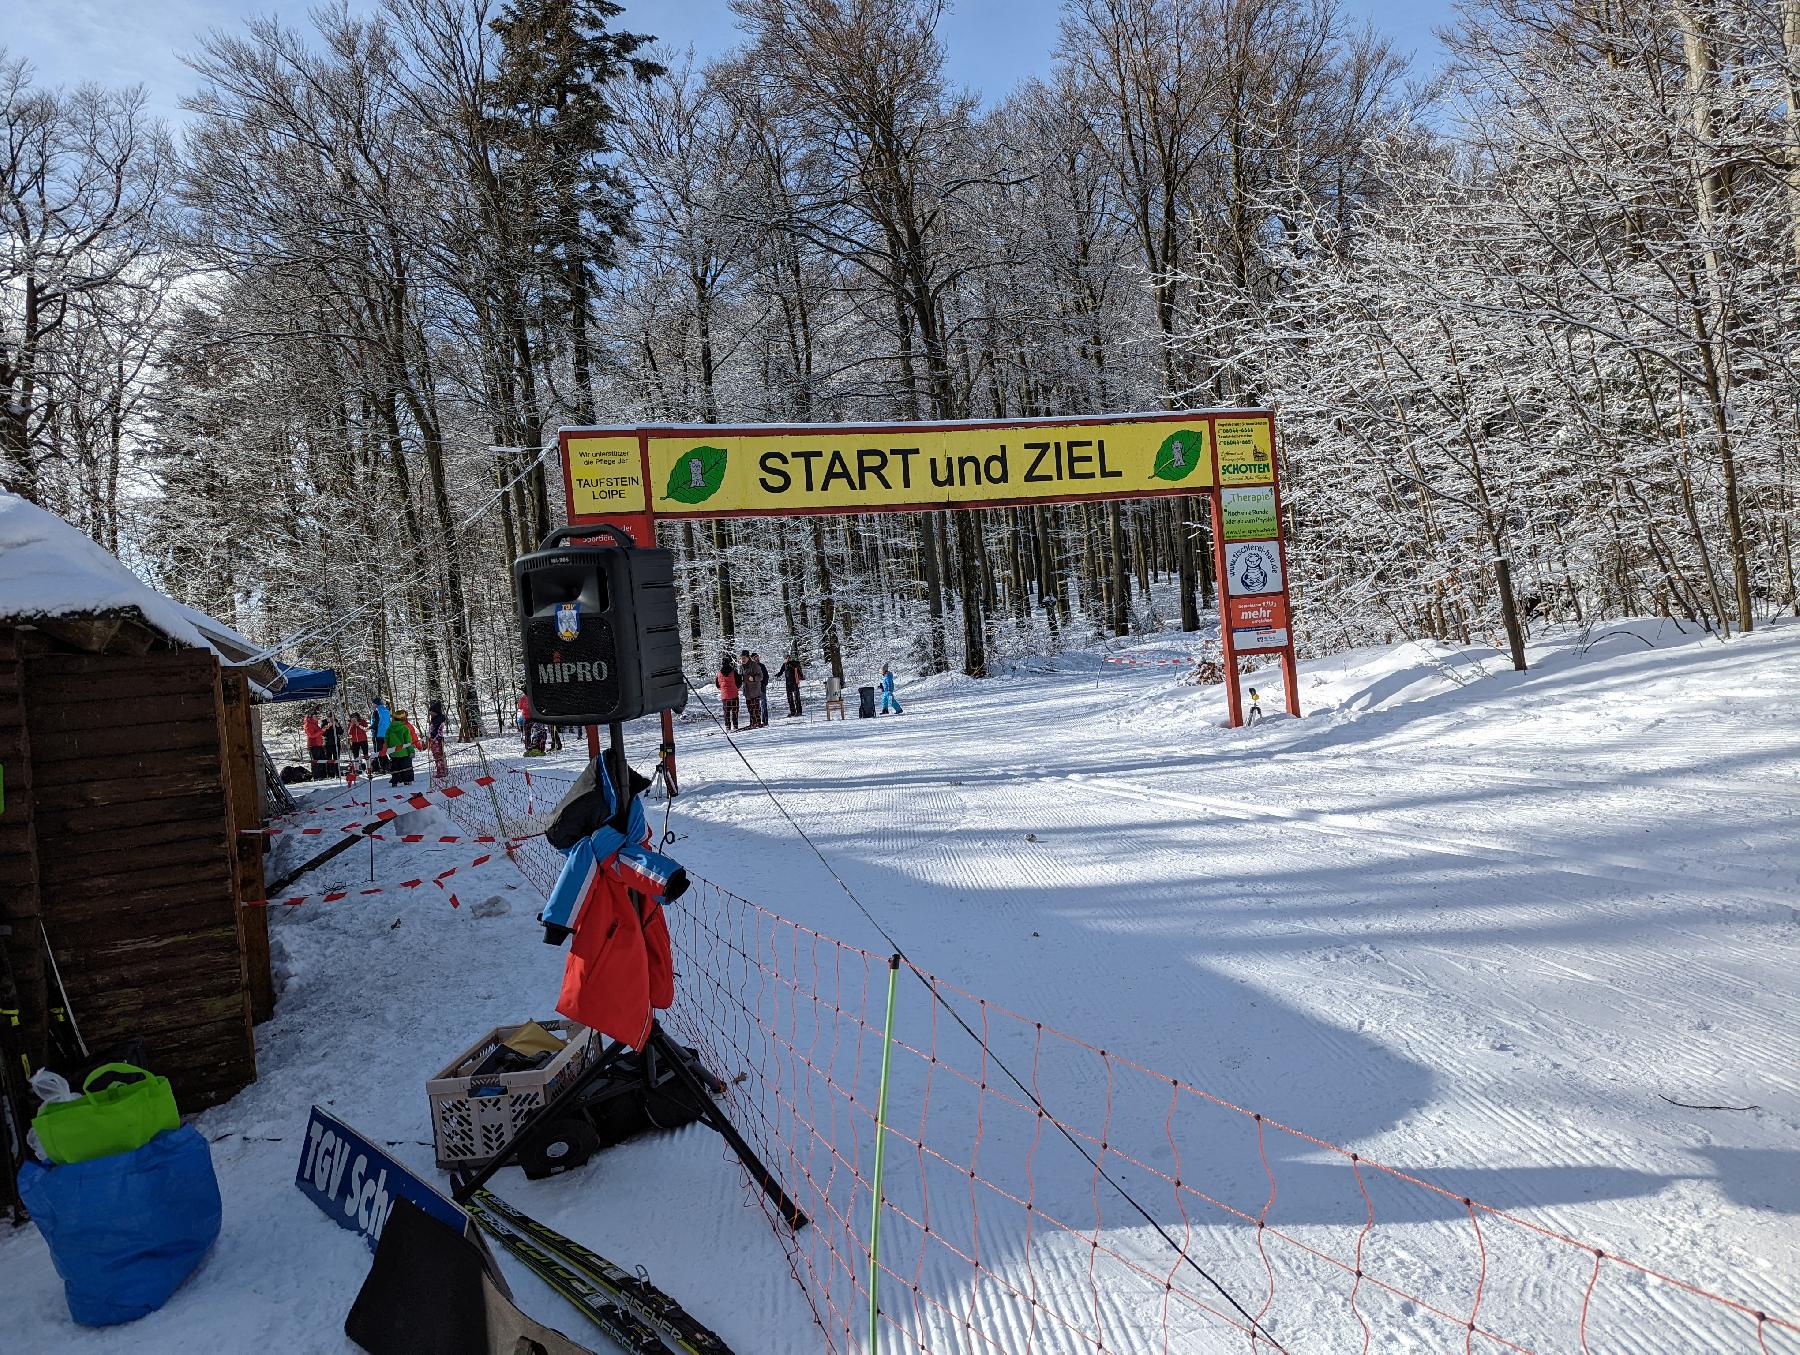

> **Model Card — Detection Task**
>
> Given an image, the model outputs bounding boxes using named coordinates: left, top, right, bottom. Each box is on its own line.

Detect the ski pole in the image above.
left=866, top=954, right=900, bottom=1354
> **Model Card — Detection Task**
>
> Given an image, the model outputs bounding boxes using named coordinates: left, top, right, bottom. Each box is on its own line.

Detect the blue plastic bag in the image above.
left=18, top=1123, right=222, bottom=1327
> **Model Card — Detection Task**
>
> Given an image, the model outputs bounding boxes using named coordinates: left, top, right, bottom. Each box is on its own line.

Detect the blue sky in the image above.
left=7, top=0, right=1453, bottom=127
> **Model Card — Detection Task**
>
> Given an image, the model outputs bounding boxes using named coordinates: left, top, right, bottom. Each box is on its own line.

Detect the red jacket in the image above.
left=304, top=715, right=324, bottom=748
left=719, top=671, right=739, bottom=700
left=551, top=841, right=675, bottom=1048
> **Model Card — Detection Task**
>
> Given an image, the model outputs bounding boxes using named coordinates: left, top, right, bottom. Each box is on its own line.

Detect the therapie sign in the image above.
left=560, top=408, right=1296, bottom=726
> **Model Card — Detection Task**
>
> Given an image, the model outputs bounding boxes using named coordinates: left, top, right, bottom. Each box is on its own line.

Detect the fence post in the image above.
left=867, top=953, right=901, bottom=1353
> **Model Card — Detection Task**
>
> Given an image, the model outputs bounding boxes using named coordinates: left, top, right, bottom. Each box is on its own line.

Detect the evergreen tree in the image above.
left=488, top=0, right=662, bottom=423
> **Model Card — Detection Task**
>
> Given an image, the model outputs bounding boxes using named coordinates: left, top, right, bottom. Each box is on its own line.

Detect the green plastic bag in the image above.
left=33, top=1063, right=179, bottom=1166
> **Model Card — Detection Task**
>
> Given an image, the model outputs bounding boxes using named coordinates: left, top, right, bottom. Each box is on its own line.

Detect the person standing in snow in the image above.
left=427, top=698, right=450, bottom=778
left=878, top=664, right=903, bottom=715
left=779, top=654, right=805, bottom=717
left=304, top=709, right=327, bottom=779
left=348, top=713, right=369, bottom=766
left=749, top=652, right=772, bottom=725
left=385, top=708, right=418, bottom=786
left=322, top=713, right=341, bottom=776
left=372, top=697, right=393, bottom=773
left=739, top=650, right=766, bottom=729
left=718, top=657, right=741, bottom=730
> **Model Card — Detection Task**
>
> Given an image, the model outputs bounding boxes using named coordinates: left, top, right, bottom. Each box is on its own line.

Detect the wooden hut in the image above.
left=0, top=495, right=278, bottom=1110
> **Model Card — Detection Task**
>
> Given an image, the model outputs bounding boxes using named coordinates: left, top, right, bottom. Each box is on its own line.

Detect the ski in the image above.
left=467, top=1189, right=735, bottom=1355
left=466, top=1193, right=667, bottom=1354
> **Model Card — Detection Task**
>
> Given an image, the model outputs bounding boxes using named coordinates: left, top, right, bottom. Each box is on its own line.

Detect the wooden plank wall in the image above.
left=0, top=627, right=47, bottom=1067
left=24, top=647, right=256, bottom=1108
left=220, top=670, right=274, bottom=1022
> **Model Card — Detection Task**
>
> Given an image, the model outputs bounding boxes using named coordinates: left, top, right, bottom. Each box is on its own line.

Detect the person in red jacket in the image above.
left=303, top=710, right=327, bottom=780
left=718, top=657, right=740, bottom=730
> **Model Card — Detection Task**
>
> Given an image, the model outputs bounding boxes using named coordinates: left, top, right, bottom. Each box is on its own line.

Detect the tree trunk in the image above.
left=712, top=519, right=736, bottom=647
left=812, top=516, right=843, bottom=680
left=955, top=511, right=987, bottom=676
left=1493, top=554, right=1528, bottom=672
left=682, top=520, right=704, bottom=652
left=1108, top=501, right=1129, bottom=635
left=1675, top=1, right=1754, bottom=632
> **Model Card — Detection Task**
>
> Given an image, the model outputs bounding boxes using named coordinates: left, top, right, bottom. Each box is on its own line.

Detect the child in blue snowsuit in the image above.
left=878, top=665, right=903, bottom=715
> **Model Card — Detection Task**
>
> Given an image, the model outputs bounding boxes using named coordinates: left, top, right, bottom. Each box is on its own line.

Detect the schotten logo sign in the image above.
left=295, top=1106, right=464, bottom=1251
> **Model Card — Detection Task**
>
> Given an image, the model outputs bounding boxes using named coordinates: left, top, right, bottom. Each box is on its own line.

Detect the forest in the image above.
left=3, top=0, right=1797, bottom=736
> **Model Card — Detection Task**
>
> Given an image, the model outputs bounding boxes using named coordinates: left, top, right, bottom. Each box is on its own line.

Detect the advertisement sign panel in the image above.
left=1220, top=486, right=1278, bottom=542
left=1233, top=627, right=1291, bottom=652
left=1214, top=417, right=1275, bottom=486
left=566, top=435, right=647, bottom=517
left=1224, top=540, right=1284, bottom=596
left=1228, top=594, right=1290, bottom=631
left=295, top=1106, right=464, bottom=1251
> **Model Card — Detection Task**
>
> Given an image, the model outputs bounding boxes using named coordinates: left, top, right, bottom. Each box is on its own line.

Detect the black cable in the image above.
left=678, top=677, right=1291, bottom=1352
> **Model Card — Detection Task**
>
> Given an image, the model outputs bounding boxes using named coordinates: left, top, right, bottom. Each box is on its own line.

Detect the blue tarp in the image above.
left=270, top=663, right=337, bottom=702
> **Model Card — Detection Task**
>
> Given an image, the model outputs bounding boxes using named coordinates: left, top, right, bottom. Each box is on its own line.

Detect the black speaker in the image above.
left=515, top=526, right=687, bottom=725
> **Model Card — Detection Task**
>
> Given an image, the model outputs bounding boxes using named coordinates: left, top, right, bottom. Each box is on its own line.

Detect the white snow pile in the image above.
left=0, top=492, right=208, bottom=647
left=2, top=616, right=1796, bottom=1354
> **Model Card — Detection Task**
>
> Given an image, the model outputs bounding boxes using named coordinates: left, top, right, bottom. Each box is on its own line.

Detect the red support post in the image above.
left=1208, top=488, right=1244, bottom=729
left=1266, top=416, right=1303, bottom=719
left=660, top=709, right=679, bottom=796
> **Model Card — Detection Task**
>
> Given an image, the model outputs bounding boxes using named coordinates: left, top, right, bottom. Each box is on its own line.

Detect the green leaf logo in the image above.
left=1152, top=429, right=1204, bottom=482
left=666, top=444, right=728, bottom=504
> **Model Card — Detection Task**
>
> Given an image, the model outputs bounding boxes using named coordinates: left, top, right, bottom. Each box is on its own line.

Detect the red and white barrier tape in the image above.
left=255, top=827, right=514, bottom=845
left=1103, top=656, right=1198, bottom=667
left=241, top=836, right=532, bottom=908
left=252, top=777, right=497, bottom=835
left=275, top=775, right=496, bottom=821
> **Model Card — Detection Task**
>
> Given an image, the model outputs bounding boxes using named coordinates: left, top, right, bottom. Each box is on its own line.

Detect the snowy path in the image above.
left=655, top=619, right=1799, bottom=1349
left=3, top=619, right=1795, bottom=1353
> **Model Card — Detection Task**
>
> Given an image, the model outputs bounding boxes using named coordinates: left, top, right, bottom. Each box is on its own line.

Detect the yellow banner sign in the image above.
left=638, top=415, right=1249, bottom=517
left=566, top=435, right=647, bottom=517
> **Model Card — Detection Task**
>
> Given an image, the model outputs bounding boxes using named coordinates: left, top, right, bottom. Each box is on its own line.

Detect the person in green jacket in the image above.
left=385, top=709, right=418, bottom=787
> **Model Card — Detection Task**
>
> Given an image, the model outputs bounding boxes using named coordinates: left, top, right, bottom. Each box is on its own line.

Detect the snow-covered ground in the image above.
left=4, top=617, right=1796, bottom=1353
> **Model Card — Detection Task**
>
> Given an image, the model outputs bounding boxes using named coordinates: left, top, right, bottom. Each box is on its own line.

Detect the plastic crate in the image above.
left=427, top=1020, right=596, bottom=1170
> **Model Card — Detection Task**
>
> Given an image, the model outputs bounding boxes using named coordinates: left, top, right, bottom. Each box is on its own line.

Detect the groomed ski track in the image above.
left=0, top=618, right=1793, bottom=1353
left=664, top=618, right=1799, bottom=1352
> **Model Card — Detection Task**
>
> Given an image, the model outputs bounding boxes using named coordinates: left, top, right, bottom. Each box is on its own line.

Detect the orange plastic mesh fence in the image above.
left=444, top=760, right=1795, bottom=1354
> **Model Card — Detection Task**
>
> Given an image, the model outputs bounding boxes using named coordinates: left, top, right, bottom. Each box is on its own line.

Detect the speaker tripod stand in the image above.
left=450, top=722, right=806, bottom=1234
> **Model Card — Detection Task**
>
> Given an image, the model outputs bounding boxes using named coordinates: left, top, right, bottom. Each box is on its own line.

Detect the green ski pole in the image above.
left=867, top=954, right=901, bottom=1352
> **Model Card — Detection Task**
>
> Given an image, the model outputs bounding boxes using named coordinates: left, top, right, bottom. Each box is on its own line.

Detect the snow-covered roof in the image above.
left=0, top=493, right=277, bottom=694
left=170, top=598, right=259, bottom=663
